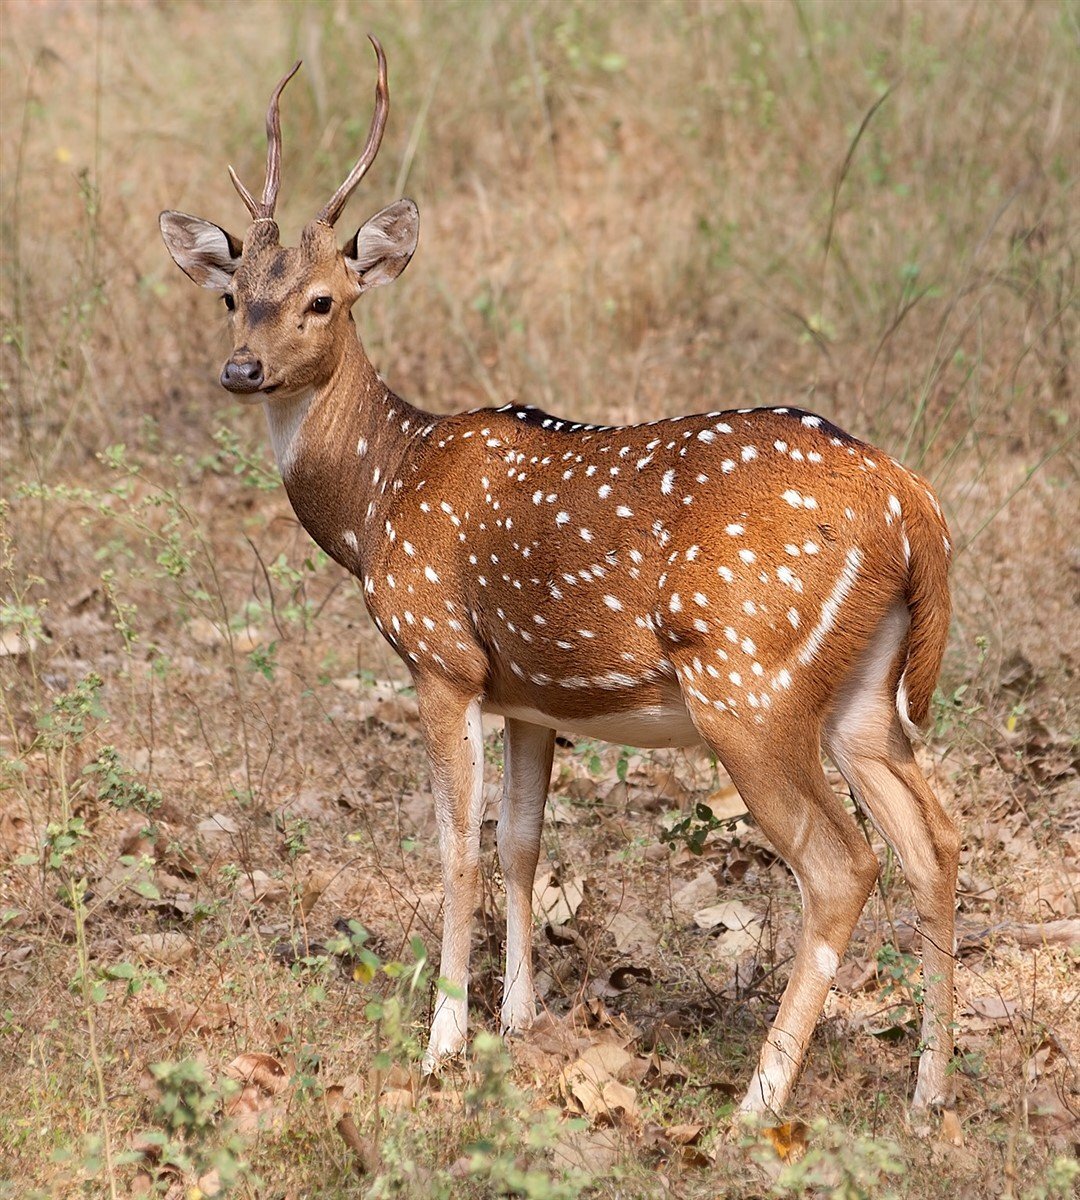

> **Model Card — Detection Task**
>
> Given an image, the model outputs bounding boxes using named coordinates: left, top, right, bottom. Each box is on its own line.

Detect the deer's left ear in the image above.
left=344, top=199, right=419, bottom=293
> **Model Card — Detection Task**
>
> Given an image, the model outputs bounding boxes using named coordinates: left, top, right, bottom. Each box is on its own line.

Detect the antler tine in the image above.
left=228, top=59, right=302, bottom=222
left=227, top=165, right=261, bottom=220
left=316, top=33, right=389, bottom=228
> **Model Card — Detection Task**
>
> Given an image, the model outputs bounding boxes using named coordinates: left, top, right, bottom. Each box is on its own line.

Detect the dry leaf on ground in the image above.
left=142, top=1000, right=232, bottom=1035
left=692, top=898, right=761, bottom=931
left=671, top=869, right=718, bottom=921
left=563, top=1042, right=641, bottom=1125
left=703, top=782, right=747, bottom=821
left=197, top=813, right=239, bottom=838
left=226, top=1052, right=290, bottom=1093
left=642, top=1121, right=714, bottom=1167
left=550, top=1126, right=623, bottom=1174
left=335, top=677, right=420, bottom=731
left=964, top=994, right=1018, bottom=1022
left=225, top=1052, right=290, bottom=1133
left=605, top=909, right=660, bottom=955
left=533, top=866, right=585, bottom=925
left=129, top=931, right=193, bottom=965
left=239, top=869, right=287, bottom=904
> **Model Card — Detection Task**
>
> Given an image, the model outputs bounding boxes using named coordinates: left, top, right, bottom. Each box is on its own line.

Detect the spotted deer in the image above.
left=160, top=36, right=960, bottom=1122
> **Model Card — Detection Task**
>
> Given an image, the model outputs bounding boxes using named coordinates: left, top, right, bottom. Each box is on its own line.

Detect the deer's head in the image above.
left=160, top=36, right=417, bottom=400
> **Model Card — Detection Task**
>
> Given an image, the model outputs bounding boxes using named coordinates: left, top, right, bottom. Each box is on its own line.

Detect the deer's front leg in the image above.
left=498, top=719, right=555, bottom=1035
left=415, top=672, right=486, bottom=1071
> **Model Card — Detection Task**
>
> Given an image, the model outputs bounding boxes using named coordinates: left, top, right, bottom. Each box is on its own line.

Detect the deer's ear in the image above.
left=344, top=199, right=419, bottom=294
left=159, top=211, right=244, bottom=289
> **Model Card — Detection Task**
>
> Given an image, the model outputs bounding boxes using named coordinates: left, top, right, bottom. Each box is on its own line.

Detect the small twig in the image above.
left=393, top=53, right=445, bottom=199
left=244, top=533, right=287, bottom=641
left=819, top=84, right=897, bottom=311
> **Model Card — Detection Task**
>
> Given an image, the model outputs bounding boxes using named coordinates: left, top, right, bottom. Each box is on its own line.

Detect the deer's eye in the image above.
left=222, top=293, right=236, bottom=312
left=310, top=296, right=332, bottom=315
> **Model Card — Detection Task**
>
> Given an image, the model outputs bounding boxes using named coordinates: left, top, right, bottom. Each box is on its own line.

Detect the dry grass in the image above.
left=1, top=1, right=1077, bottom=1197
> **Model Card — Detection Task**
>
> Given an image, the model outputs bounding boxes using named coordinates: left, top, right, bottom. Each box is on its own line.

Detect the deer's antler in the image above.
left=316, top=34, right=389, bottom=227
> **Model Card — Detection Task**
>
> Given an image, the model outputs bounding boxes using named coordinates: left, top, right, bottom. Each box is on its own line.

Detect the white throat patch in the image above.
left=264, top=389, right=315, bottom=479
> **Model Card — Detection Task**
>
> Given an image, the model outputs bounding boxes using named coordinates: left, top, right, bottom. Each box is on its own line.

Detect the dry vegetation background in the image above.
left=1, top=1, right=1077, bottom=1197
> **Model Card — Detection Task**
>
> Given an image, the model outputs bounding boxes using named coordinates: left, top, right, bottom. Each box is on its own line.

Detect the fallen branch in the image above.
left=858, top=916, right=1080, bottom=953
left=968, top=918, right=1080, bottom=950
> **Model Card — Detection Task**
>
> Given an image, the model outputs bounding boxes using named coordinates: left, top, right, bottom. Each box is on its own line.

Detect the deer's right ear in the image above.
left=344, top=200, right=419, bottom=294
left=159, top=211, right=244, bottom=289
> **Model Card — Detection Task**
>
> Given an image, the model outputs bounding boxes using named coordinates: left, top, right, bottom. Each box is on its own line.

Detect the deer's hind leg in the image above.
left=823, top=603, right=960, bottom=1115
left=498, top=718, right=555, bottom=1035
left=677, top=675, right=879, bottom=1118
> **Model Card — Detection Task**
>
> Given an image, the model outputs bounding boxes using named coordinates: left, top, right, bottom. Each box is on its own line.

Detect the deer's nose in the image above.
left=220, top=354, right=264, bottom=393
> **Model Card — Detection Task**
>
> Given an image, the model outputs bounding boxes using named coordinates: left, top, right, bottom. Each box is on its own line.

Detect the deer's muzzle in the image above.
left=221, top=354, right=265, bottom=394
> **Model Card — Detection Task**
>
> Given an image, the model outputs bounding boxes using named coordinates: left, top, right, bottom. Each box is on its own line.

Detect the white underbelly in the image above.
left=485, top=697, right=702, bottom=749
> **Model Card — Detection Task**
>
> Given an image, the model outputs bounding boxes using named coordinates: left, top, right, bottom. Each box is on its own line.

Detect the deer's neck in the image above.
left=269, top=335, right=430, bottom=577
